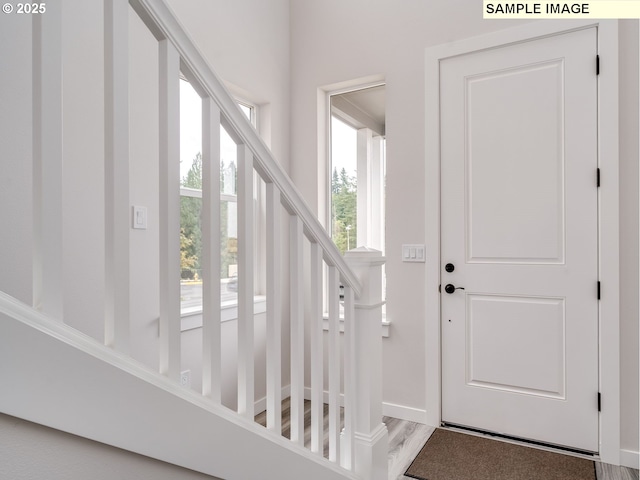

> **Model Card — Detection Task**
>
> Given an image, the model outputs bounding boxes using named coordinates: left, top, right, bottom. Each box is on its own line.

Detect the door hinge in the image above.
left=597, top=392, right=601, bottom=412
left=597, top=281, right=601, bottom=300
left=597, top=168, right=600, bottom=187
left=596, top=55, right=600, bottom=75
left=439, top=284, right=442, bottom=293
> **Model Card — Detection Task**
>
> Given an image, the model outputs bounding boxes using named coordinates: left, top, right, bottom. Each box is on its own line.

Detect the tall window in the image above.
left=179, top=78, right=255, bottom=315
left=329, top=85, right=386, bottom=255
left=331, top=116, right=358, bottom=254
left=329, top=85, right=386, bottom=318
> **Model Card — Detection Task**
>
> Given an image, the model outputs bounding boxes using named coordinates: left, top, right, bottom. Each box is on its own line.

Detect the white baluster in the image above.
left=237, top=144, right=254, bottom=419
left=158, top=39, right=181, bottom=381
left=341, top=285, right=356, bottom=471
left=32, top=1, right=63, bottom=321
left=104, top=0, right=130, bottom=353
left=310, top=241, right=324, bottom=455
left=289, top=215, right=305, bottom=445
left=266, top=183, right=282, bottom=433
left=327, top=265, right=341, bottom=463
left=202, top=97, right=221, bottom=402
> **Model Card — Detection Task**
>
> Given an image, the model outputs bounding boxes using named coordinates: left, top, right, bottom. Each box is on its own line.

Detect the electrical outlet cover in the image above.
left=180, top=370, right=191, bottom=388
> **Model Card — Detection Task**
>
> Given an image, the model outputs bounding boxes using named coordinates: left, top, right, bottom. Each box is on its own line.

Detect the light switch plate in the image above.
left=402, top=244, right=425, bottom=263
left=132, top=206, right=147, bottom=230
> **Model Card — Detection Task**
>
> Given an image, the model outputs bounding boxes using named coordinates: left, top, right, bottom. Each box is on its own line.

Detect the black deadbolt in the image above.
left=445, top=263, right=455, bottom=273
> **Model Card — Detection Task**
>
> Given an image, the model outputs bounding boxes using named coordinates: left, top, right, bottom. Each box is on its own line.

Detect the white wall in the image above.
left=128, top=1, right=161, bottom=370
left=0, top=0, right=110, bottom=343
left=289, top=1, right=639, bottom=458
left=0, top=12, right=33, bottom=305
left=181, top=313, right=269, bottom=410
left=62, top=0, right=106, bottom=341
left=0, top=413, right=222, bottom=480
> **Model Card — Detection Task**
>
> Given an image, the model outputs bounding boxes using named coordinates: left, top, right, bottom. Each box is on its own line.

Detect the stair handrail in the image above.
left=129, top=0, right=362, bottom=297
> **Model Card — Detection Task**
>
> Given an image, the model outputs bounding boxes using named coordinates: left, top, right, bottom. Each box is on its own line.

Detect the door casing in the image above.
left=424, top=20, right=620, bottom=465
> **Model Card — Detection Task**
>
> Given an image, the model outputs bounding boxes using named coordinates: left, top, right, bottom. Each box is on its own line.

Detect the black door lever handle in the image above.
left=444, top=284, right=465, bottom=294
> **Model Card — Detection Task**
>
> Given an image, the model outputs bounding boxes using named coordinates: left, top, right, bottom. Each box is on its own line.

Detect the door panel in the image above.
left=466, top=60, right=565, bottom=264
left=440, top=28, right=598, bottom=452
left=466, top=294, right=565, bottom=398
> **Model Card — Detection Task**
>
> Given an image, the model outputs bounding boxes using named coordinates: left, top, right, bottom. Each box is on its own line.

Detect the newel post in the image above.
left=344, top=247, right=388, bottom=480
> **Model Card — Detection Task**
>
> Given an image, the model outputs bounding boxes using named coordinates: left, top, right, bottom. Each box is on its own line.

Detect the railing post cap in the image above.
left=344, top=246, right=385, bottom=265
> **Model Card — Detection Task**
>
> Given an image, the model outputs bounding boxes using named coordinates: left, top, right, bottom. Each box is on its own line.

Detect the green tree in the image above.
left=182, top=152, right=202, bottom=189
left=219, top=160, right=237, bottom=279
left=180, top=153, right=239, bottom=281
left=332, top=168, right=340, bottom=195
left=180, top=154, right=202, bottom=279
left=180, top=228, right=197, bottom=276
left=331, top=167, right=357, bottom=254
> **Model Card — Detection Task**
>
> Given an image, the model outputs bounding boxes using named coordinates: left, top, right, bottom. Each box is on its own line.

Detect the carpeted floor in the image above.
left=405, top=428, right=596, bottom=480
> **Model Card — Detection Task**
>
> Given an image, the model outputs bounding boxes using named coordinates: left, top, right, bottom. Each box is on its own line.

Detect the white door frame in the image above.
left=424, top=20, right=620, bottom=465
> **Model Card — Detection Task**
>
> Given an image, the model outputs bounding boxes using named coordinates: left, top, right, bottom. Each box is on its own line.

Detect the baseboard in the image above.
left=301, top=387, right=428, bottom=425
left=254, top=385, right=291, bottom=414
left=304, top=386, right=334, bottom=405
left=620, top=449, right=639, bottom=469
left=382, top=402, right=428, bottom=424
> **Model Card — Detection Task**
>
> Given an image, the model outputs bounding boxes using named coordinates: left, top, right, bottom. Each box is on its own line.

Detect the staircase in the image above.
left=0, top=0, right=387, bottom=479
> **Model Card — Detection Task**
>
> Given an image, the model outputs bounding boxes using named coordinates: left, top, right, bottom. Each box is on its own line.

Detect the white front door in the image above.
left=440, top=27, right=599, bottom=452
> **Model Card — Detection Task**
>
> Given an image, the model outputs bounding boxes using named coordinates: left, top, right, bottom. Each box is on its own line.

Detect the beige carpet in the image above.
left=405, top=428, right=596, bottom=480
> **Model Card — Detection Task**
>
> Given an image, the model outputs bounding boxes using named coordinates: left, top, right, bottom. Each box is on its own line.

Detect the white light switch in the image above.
left=402, top=244, right=425, bottom=263
left=132, top=206, right=147, bottom=230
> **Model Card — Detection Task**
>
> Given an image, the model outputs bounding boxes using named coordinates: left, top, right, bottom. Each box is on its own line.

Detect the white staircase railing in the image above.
left=11, top=0, right=389, bottom=479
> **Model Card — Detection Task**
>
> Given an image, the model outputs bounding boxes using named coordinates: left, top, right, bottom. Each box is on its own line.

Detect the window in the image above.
left=237, top=102, right=255, bottom=126
left=329, top=85, right=386, bottom=254
left=330, top=116, right=358, bottom=253
left=179, top=78, right=258, bottom=316
left=327, top=84, right=387, bottom=326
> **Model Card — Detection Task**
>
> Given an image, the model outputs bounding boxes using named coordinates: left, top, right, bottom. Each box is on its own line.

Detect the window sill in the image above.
left=180, top=296, right=267, bottom=332
left=322, top=314, right=390, bottom=338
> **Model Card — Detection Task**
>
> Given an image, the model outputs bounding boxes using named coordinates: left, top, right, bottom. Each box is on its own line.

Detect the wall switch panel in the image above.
left=402, top=244, right=425, bottom=262
left=132, top=206, right=148, bottom=230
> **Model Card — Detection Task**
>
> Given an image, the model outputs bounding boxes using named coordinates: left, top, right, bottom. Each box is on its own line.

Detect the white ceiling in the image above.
left=339, top=86, right=386, bottom=127
left=332, top=85, right=386, bottom=134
